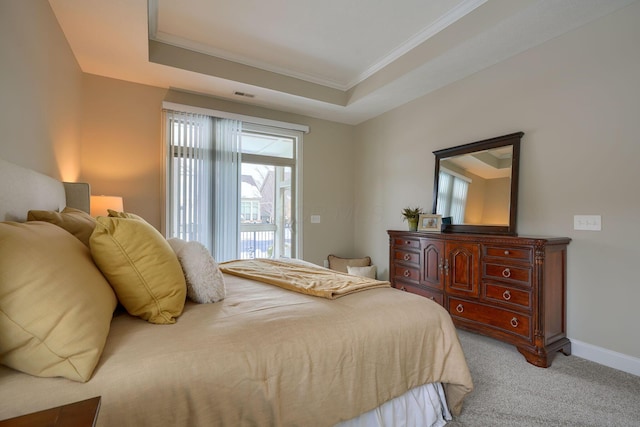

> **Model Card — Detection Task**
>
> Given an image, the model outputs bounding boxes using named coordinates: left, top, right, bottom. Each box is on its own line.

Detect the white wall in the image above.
left=80, top=74, right=168, bottom=228
left=354, top=2, right=640, bottom=363
left=0, top=1, right=83, bottom=179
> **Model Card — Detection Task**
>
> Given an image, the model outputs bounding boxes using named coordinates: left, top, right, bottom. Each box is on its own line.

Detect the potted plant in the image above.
left=401, top=207, right=423, bottom=231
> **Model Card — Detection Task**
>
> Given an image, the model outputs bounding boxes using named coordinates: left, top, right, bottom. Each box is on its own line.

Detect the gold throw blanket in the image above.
left=219, top=259, right=390, bottom=299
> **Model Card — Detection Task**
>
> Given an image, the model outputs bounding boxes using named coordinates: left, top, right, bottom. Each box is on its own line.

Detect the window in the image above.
left=164, top=108, right=304, bottom=262
left=240, top=200, right=260, bottom=222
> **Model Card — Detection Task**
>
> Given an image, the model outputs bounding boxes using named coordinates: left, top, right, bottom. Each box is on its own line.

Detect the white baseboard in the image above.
left=570, top=338, right=640, bottom=377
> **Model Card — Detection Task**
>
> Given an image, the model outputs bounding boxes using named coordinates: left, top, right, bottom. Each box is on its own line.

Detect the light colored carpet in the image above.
left=449, top=329, right=640, bottom=426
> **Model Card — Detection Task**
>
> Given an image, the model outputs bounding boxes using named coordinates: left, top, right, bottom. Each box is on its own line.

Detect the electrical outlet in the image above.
left=574, top=215, right=601, bottom=231
left=310, top=215, right=321, bottom=224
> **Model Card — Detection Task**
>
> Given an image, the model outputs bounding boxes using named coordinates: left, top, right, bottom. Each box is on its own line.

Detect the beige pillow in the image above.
left=27, top=207, right=96, bottom=246
left=0, top=221, right=117, bottom=382
left=327, top=254, right=371, bottom=273
left=90, top=216, right=186, bottom=324
left=347, top=265, right=377, bottom=279
left=167, top=238, right=226, bottom=304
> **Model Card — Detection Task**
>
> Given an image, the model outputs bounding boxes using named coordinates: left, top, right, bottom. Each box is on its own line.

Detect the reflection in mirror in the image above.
left=436, top=145, right=512, bottom=226
left=432, top=132, right=523, bottom=235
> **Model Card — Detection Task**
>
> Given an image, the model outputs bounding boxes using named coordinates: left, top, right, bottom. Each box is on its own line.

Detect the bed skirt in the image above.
left=338, top=383, right=451, bottom=427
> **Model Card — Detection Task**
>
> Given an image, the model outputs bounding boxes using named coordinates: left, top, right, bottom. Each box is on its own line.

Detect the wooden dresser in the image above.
left=388, top=230, right=571, bottom=368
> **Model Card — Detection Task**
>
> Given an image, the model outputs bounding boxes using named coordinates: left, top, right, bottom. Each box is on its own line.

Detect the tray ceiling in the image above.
left=49, top=0, right=637, bottom=124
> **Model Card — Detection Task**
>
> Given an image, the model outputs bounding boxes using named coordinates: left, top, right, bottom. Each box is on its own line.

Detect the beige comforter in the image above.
left=0, top=272, right=473, bottom=426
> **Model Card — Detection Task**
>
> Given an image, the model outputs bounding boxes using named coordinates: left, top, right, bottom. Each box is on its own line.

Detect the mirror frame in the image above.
left=432, top=132, right=523, bottom=236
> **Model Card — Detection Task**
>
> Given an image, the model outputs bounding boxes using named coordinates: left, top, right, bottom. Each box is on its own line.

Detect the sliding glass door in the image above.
left=239, top=124, right=298, bottom=259
left=165, top=111, right=302, bottom=261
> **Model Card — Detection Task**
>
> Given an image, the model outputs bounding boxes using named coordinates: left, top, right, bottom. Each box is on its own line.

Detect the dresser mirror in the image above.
left=432, top=132, right=523, bottom=235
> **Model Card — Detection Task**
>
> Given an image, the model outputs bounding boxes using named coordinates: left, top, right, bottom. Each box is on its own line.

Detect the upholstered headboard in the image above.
left=0, top=158, right=90, bottom=222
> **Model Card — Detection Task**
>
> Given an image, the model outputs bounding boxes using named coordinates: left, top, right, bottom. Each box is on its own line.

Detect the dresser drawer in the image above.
left=483, top=263, right=531, bottom=286
left=392, top=237, right=421, bottom=251
left=483, top=282, right=531, bottom=310
left=483, top=245, right=532, bottom=262
left=449, top=298, right=531, bottom=339
left=396, top=281, right=444, bottom=306
left=393, top=249, right=420, bottom=266
left=391, top=264, right=420, bottom=283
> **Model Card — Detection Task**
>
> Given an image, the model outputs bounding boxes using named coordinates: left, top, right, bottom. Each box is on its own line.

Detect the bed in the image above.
left=0, top=157, right=473, bottom=426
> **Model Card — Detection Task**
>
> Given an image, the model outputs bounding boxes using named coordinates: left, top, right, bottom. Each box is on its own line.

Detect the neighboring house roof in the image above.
left=241, top=180, right=261, bottom=199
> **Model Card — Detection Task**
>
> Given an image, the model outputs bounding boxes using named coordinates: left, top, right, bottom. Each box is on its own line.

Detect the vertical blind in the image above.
left=164, top=109, right=242, bottom=261
left=165, top=110, right=214, bottom=251
left=450, top=176, right=469, bottom=224
left=212, top=118, right=242, bottom=262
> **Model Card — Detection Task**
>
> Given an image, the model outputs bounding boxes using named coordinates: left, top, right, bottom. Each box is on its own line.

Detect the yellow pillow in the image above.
left=0, top=221, right=117, bottom=382
left=106, top=208, right=145, bottom=221
left=27, top=207, right=96, bottom=246
left=90, top=216, right=186, bottom=324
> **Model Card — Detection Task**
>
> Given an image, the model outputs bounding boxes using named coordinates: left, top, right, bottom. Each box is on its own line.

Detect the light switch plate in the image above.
left=574, top=215, right=601, bottom=231
left=310, top=215, right=321, bottom=224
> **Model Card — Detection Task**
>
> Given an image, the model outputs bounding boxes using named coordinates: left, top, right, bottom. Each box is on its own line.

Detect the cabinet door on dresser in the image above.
left=419, top=238, right=445, bottom=305
left=421, top=239, right=444, bottom=290
left=444, top=242, right=480, bottom=298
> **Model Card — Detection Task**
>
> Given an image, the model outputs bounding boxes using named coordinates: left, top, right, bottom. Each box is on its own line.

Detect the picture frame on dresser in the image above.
left=418, top=214, right=442, bottom=232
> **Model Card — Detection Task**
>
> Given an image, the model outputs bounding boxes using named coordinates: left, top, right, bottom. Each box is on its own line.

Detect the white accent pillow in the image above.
left=167, top=238, right=226, bottom=303
left=347, top=265, right=377, bottom=279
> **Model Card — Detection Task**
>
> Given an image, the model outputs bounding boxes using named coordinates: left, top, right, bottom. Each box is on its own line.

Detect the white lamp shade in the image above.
left=90, top=195, right=124, bottom=217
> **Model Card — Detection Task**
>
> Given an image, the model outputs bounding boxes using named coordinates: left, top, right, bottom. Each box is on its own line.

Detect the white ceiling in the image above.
left=446, top=146, right=513, bottom=180
left=49, top=0, right=637, bottom=125
left=152, top=0, right=478, bottom=90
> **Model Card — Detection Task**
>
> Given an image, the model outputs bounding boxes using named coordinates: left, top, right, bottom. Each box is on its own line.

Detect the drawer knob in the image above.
left=504, top=250, right=510, bottom=255
left=403, top=269, right=411, bottom=277
left=403, top=253, right=411, bottom=261
left=502, top=268, right=511, bottom=278
left=405, top=241, right=411, bottom=245
left=503, top=290, right=511, bottom=301
left=456, top=304, right=464, bottom=313
left=510, top=317, right=519, bottom=328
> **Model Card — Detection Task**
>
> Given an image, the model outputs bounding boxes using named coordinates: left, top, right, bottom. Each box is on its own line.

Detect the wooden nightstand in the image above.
left=0, top=396, right=101, bottom=427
